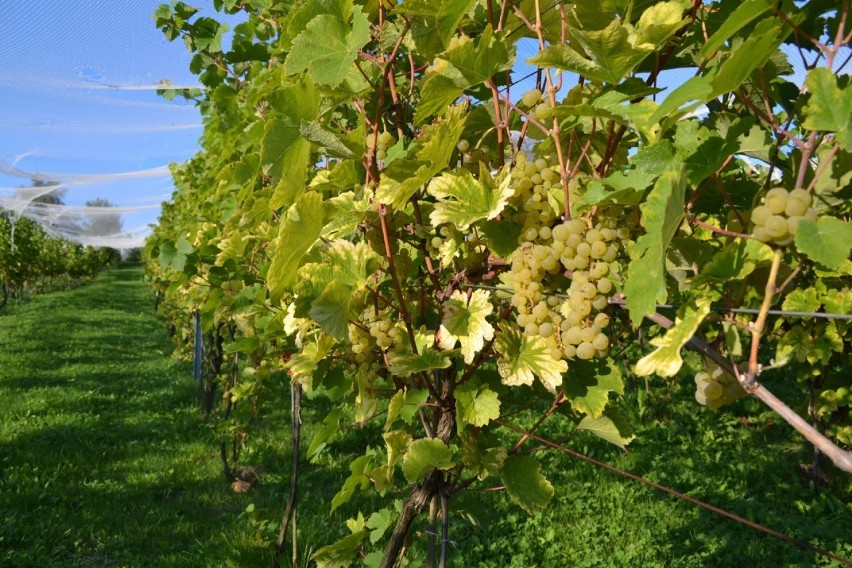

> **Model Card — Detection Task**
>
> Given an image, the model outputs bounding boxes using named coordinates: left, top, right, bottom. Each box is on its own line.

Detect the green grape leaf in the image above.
left=366, top=509, right=394, bottom=545
left=500, top=456, right=554, bottom=514
left=285, top=6, right=371, bottom=86
left=460, top=429, right=507, bottom=478
left=377, top=106, right=467, bottom=209
left=299, top=120, right=360, bottom=159
left=481, top=219, right=523, bottom=258
left=802, top=68, right=852, bottom=150
left=429, top=164, right=513, bottom=230
left=564, top=359, right=624, bottom=418
left=455, top=383, right=501, bottom=430
left=699, top=0, right=774, bottom=58
left=158, top=235, right=194, bottom=272
left=387, top=349, right=453, bottom=377
left=634, top=1, right=688, bottom=48
left=782, top=287, right=822, bottom=313
left=307, top=408, right=342, bottom=462
left=383, top=430, right=411, bottom=483
left=312, top=530, right=368, bottom=568
left=332, top=452, right=377, bottom=511
left=624, top=168, right=686, bottom=326
left=795, top=217, right=852, bottom=270
left=267, top=191, right=327, bottom=299
left=401, top=438, right=455, bottom=483
left=577, top=409, right=635, bottom=449
left=396, top=0, right=475, bottom=57
left=635, top=297, right=713, bottom=377
left=696, top=239, right=774, bottom=282
left=495, top=324, right=567, bottom=391
left=414, top=74, right=466, bottom=125
left=823, top=288, right=851, bottom=316
left=528, top=43, right=607, bottom=84
left=443, top=25, right=514, bottom=86
left=307, top=280, right=352, bottom=340
left=438, top=289, right=495, bottom=364
left=385, top=390, right=406, bottom=431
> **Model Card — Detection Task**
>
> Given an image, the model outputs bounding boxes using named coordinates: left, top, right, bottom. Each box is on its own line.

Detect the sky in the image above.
left=0, top=1, right=242, bottom=245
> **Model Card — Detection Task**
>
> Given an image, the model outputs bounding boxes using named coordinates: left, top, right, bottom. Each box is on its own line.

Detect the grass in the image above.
left=1, top=263, right=850, bottom=567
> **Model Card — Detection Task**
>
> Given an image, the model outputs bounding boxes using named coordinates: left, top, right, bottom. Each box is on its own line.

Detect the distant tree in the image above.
left=81, top=197, right=123, bottom=238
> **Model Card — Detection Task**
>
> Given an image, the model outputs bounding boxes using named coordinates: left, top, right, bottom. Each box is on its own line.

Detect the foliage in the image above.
left=146, top=0, right=851, bottom=564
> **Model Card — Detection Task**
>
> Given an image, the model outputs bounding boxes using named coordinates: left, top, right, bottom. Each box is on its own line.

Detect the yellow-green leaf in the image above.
left=635, top=297, right=712, bottom=377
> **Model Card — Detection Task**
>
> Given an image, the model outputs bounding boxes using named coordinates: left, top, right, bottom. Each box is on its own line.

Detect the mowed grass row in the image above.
left=1, top=264, right=850, bottom=567
left=0, top=264, right=273, bottom=567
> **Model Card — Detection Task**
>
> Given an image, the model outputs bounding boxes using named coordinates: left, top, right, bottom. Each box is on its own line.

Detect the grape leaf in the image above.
left=438, top=289, right=495, bottom=364
left=414, top=74, right=467, bottom=125
left=387, top=349, right=452, bottom=377
left=443, top=25, right=514, bottom=86
left=699, top=0, right=774, bottom=58
left=500, top=456, right=554, bottom=514
left=299, top=120, right=359, bottom=159
left=377, top=106, right=467, bottom=209
left=401, top=438, right=455, bottom=483
left=696, top=239, right=774, bottom=282
left=384, top=390, right=405, bottom=431
left=624, top=168, right=686, bottom=326
left=429, top=164, right=513, bottom=230
left=494, top=324, right=567, bottom=391
left=285, top=6, right=371, bottom=86
left=795, top=217, right=852, bottom=270
left=308, top=409, right=342, bottom=462
left=577, top=410, right=635, bottom=449
left=635, top=297, right=712, bottom=377
left=332, top=452, right=377, bottom=511
left=564, top=359, right=624, bottom=418
left=267, top=191, right=327, bottom=299
left=366, top=509, right=393, bottom=545
left=782, top=287, right=821, bottom=313
left=312, top=530, right=368, bottom=568
left=481, top=219, right=523, bottom=258
left=383, top=430, right=411, bottom=483
left=460, top=429, right=507, bottom=478
left=159, top=235, right=194, bottom=272
left=802, top=68, right=852, bottom=150
left=396, top=0, right=475, bottom=58
left=307, top=280, right=352, bottom=340
left=455, top=383, right=501, bottom=430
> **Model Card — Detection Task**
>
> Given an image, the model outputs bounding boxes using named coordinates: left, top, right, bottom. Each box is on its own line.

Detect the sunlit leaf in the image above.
left=455, top=383, right=501, bottom=429
left=635, top=297, right=712, bottom=377
left=438, top=289, right=495, bottom=364
left=795, top=217, right=852, bottom=270
left=401, top=438, right=454, bottom=483
left=495, top=324, right=567, bottom=391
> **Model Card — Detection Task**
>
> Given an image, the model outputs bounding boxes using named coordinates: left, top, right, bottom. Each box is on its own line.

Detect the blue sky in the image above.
left=0, top=1, right=241, bottom=240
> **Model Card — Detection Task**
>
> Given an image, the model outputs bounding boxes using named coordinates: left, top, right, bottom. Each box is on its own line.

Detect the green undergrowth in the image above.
left=1, top=264, right=850, bottom=567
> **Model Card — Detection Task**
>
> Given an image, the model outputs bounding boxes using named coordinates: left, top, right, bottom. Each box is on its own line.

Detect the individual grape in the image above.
left=580, top=326, right=597, bottom=343
left=597, top=278, right=613, bottom=294
left=539, top=322, right=554, bottom=338
left=703, top=381, right=723, bottom=399
left=590, top=241, right=608, bottom=259
left=788, top=188, right=811, bottom=207
left=593, top=313, right=610, bottom=328
left=592, top=333, right=609, bottom=351
left=576, top=341, right=596, bottom=360
left=522, top=89, right=543, bottom=107
left=764, top=187, right=789, bottom=214
left=764, top=215, right=789, bottom=239
left=564, top=325, right=583, bottom=345
left=591, top=295, right=608, bottom=311
left=786, top=215, right=802, bottom=235
left=785, top=195, right=809, bottom=217
left=752, top=226, right=771, bottom=242
left=457, top=139, right=470, bottom=152
left=524, top=322, right=539, bottom=337
left=750, top=205, right=772, bottom=226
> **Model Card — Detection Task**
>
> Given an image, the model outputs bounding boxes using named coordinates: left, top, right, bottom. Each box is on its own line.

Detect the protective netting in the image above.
left=0, top=1, right=226, bottom=249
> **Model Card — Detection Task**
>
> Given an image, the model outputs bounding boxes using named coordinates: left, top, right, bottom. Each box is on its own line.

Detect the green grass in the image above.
left=1, top=264, right=850, bottom=567
left=0, top=264, right=270, bottom=567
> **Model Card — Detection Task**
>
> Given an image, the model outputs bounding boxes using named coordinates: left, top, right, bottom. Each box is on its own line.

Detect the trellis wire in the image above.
left=464, top=283, right=852, bottom=321
left=496, top=419, right=852, bottom=567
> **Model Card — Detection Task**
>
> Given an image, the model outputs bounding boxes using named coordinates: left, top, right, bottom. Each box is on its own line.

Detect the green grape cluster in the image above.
left=375, top=131, right=395, bottom=161
left=693, top=361, right=746, bottom=409
left=348, top=308, right=405, bottom=376
left=519, top=88, right=553, bottom=122
left=751, top=187, right=816, bottom=246
left=508, top=151, right=561, bottom=233
left=505, top=214, right=627, bottom=363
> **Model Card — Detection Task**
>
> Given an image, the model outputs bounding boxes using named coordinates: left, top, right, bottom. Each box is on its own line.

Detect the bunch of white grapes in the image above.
left=504, top=211, right=628, bottom=363
left=520, top=88, right=553, bottom=122
left=694, top=361, right=746, bottom=409
left=507, top=151, right=560, bottom=233
left=751, top=187, right=817, bottom=246
left=348, top=308, right=405, bottom=376
left=375, top=131, right=395, bottom=161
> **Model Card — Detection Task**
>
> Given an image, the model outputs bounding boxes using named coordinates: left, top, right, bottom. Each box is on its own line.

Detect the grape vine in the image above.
left=146, top=0, right=852, bottom=565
